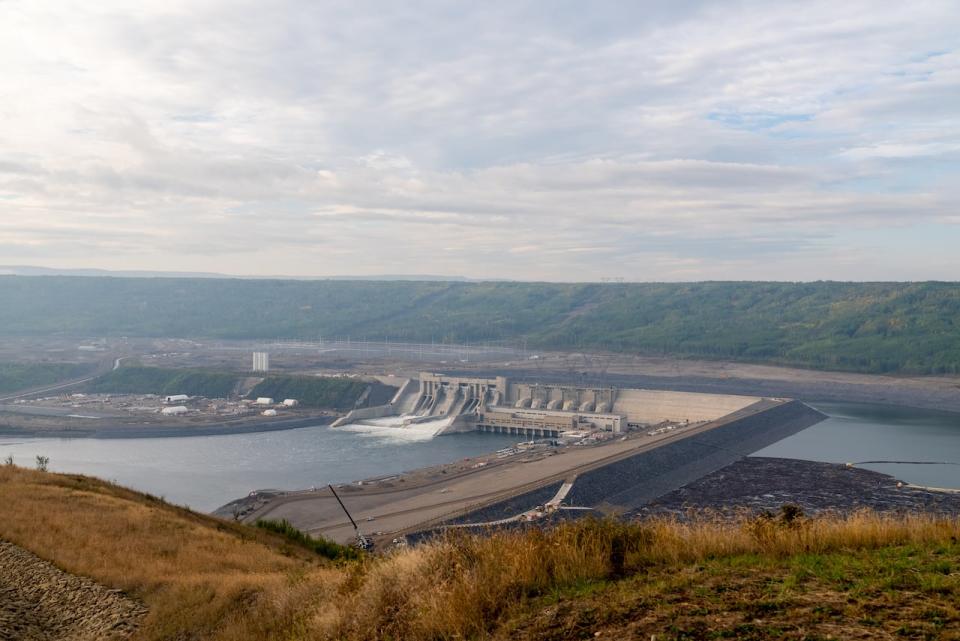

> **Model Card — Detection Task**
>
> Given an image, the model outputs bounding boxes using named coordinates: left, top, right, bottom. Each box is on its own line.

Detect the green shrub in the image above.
left=254, top=518, right=360, bottom=560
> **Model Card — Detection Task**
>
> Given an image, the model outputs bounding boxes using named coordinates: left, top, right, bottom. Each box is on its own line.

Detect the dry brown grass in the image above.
left=309, top=513, right=960, bottom=640
left=0, top=465, right=343, bottom=640
left=2, top=466, right=958, bottom=641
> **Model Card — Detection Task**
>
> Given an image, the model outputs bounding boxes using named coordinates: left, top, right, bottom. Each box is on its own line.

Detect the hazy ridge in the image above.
left=2, top=276, right=959, bottom=374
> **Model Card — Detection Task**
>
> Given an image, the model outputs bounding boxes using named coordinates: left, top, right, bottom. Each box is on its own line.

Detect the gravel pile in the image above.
left=635, top=456, right=960, bottom=518
left=0, top=541, right=147, bottom=641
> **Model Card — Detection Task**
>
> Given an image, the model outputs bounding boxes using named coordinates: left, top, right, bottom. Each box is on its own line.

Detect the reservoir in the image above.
left=1, top=402, right=957, bottom=512
left=755, top=402, right=960, bottom=490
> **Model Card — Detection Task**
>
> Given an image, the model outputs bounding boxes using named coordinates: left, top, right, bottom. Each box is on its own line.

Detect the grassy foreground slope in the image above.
left=1, top=466, right=958, bottom=640
left=2, top=276, right=960, bottom=373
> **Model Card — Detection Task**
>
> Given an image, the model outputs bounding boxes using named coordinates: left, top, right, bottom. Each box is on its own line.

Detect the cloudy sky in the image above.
left=1, top=1, right=958, bottom=281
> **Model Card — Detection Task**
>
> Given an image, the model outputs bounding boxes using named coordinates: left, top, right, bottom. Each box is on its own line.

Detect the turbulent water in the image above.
left=2, top=402, right=957, bottom=513
left=340, top=415, right=455, bottom=440
left=755, top=402, right=960, bottom=490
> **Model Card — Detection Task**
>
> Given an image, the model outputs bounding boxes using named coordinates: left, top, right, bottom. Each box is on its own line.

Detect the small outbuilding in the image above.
left=165, top=394, right=190, bottom=403
left=261, top=409, right=278, bottom=417
left=282, top=399, right=299, bottom=407
left=256, top=397, right=275, bottom=406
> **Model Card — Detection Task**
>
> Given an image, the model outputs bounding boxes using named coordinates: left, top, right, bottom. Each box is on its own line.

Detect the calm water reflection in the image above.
left=755, top=402, right=960, bottom=489
left=0, top=424, right=518, bottom=511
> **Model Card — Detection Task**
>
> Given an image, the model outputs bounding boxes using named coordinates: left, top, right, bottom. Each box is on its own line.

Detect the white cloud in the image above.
left=0, top=0, right=958, bottom=280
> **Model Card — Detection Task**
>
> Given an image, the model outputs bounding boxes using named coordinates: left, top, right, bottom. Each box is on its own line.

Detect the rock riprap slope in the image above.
left=0, top=541, right=146, bottom=641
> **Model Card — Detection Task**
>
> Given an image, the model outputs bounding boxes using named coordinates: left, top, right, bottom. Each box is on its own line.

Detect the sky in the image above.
left=1, top=0, right=958, bottom=282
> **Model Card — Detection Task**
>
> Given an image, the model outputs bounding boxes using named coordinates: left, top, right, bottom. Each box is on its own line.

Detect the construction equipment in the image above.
left=328, top=484, right=373, bottom=551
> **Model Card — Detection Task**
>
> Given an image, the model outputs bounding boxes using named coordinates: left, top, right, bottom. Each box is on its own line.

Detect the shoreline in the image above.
left=0, top=415, right=334, bottom=440
left=3, top=354, right=960, bottom=440
left=3, top=380, right=959, bottom=440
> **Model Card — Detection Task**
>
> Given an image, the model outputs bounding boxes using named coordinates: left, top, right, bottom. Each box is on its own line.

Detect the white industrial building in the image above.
left=261, top=409, right=278, bottom=417
left=256, top=397, right=275, bottom=406
left=252, top=352, right=270, bottom=372
left=164, top=394, right=190, bottom=403
left=282, top=399, right=299, bottom=407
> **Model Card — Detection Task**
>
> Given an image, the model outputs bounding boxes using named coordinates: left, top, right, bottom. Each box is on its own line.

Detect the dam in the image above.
left=242, top=373, right=825, bottom=545
left=333, top=372, right=762, bottom=440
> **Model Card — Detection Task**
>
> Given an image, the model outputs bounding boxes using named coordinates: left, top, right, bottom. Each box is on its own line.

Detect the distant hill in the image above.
left=0, top=265, right=475, bottom=281
left=0, top=362, right=95, bottom=395
left=0, top=265, right=232, bottom=279
left=1, top=276, right=959, bottom=374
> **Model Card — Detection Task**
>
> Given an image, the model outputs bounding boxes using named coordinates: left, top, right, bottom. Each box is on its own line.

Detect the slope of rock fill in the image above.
left=0, top=541, right=146, bottom=641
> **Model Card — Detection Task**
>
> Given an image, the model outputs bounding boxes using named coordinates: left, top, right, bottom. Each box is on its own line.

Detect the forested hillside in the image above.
left=2, top=276, right=959, bottom=374
left=86, top=366, right=240, bottom=398
left=84, top=367, right=392, bottom=409
left=0, top=362, right=94, bottom=395
left=248, top=376, right=395, bottom=409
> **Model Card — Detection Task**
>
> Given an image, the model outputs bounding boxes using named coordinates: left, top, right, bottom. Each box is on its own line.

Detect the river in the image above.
left=2, top=402, right=957, bottom=512
left=0, top=422, right=518, bottom=512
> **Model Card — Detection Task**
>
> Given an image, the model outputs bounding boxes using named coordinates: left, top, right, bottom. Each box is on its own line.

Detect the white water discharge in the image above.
left=337, top=414, right=453, bottom=442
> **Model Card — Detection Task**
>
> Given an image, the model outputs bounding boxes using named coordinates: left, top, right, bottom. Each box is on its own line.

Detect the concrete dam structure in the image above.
left=239, top=368, right=828, bottom=545
left=333, top=372, right=761, bottom=440
left=251, top=386, right=826, bottom=545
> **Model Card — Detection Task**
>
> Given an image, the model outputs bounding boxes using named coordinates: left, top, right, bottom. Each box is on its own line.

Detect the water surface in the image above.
left=3, top=402, right=957, bottom=512
left=0, top=423, right=518, bottom=511
left=755, top=402, right=960, bottom=489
